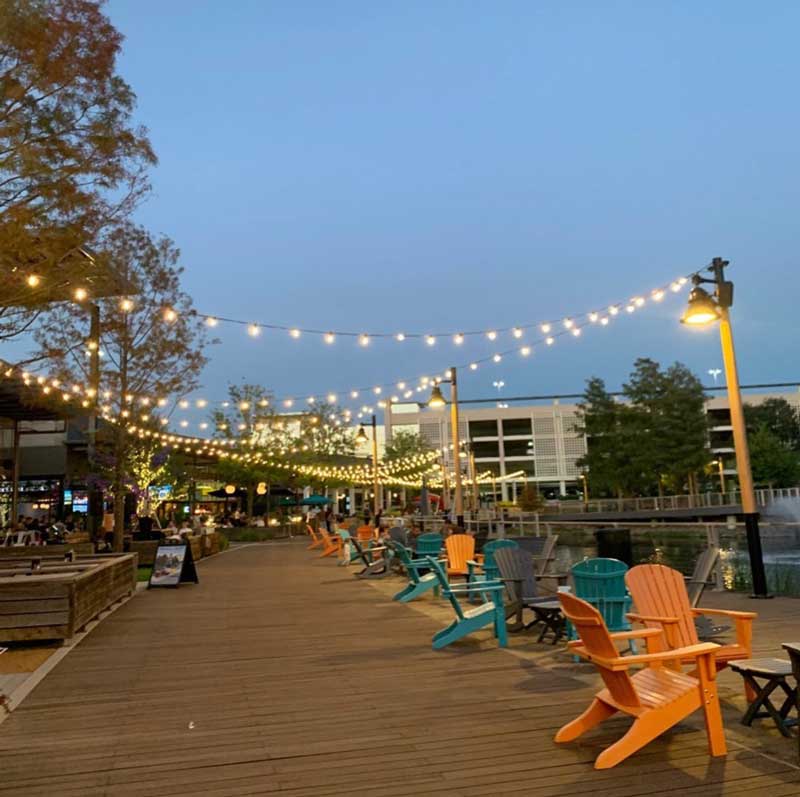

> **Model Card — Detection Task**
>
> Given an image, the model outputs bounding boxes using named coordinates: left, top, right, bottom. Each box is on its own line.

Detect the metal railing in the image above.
left=540, top=486, right=800, bottom=515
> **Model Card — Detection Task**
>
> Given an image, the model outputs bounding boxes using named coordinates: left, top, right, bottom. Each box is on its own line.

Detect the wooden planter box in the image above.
left=0, top=554, right=137, bottom=642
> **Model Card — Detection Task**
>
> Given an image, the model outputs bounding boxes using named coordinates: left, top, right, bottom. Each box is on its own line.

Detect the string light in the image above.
left=324, top=332, right=336, bottom=344
left=120, top=298, right=134, bottom=312
left=26, top=275, right=40, bottom=288
left=248, top=324, right=260, bottom=337
left=73, top=287, right=88, bottom=302
left=163, top=308, right=178, bottom=322
left=358, top=334, right=370, bottom=347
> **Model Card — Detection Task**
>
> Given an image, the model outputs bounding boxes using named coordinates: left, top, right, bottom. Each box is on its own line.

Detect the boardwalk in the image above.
left=0, top=544, right=799, bottom=796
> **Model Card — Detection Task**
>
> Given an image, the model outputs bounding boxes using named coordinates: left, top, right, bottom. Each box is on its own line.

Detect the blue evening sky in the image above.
left=104, top=0, right=800, bottom=418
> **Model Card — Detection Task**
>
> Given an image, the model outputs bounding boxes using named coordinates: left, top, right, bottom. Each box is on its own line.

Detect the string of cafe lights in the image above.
left=10, top=268, right=694, bottom=433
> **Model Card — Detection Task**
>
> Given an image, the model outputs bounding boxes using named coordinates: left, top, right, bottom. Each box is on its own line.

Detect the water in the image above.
left=549, top=523, right=800, bottom=597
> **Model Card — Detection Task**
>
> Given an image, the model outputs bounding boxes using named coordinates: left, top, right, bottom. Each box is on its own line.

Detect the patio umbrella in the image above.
left=300, top=495, right=333, bottom=506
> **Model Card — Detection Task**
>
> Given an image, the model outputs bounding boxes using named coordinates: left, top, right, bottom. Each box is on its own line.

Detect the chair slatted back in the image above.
left=480, top=539, right=519, bottom=579
left=426, top=557, right=464, bottom=620
left=687, top=548, right=719, bottom=608
left=388, top=526, right=408, bottom=546
left=445, top=534, right=475, bottom=572
left=494, top=547, right=538, bottom=601
left=415, top=533, right=443, bottom=556
left=626, top=564, right=699, bottom=648
left=356, top=525, right=374, bottom=543
left=516, top=534, right=558, bottom=574
left=558, top=592, right=641, bottom=709
left=306, top=524, right=321, bottom=543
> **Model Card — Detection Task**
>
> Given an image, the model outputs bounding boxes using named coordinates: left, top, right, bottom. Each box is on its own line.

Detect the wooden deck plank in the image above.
left=0, top=543, right=798, bottom=796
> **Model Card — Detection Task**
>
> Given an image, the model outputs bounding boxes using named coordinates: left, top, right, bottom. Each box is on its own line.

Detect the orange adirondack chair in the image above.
left=306, top=524, right=324, bottom=551
left=317, top=526, right=343, bottom=558
left=625, top=564, right=756, bottom=683
left=556, top=592, right=726, bottom=769
left=444, top=534, right=478, bottom=579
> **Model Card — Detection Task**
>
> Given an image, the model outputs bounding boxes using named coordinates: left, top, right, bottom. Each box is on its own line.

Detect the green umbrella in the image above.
left=300, top=494, right=333, bottom=506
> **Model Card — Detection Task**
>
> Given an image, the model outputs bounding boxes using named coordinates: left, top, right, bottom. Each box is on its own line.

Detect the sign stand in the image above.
left=148, top=540, right=199, bottom=588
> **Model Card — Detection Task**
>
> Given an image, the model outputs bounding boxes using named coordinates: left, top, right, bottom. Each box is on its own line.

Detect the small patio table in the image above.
left=729, top=657, right=798, bottom=738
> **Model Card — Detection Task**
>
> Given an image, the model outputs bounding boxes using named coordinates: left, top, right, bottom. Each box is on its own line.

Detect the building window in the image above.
left=469, top=420, right=499, bottom=438
left=502, top=418, right=532, bottom=436
left=472, top=441, right=500, bottom=458
left=504, top=439, right=534, bottom=457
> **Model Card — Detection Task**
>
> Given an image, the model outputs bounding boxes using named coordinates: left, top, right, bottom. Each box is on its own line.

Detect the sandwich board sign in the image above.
left=148, top=542, right=199, bottom=588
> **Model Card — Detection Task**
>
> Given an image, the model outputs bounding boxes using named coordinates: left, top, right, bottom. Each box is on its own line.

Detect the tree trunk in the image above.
left=113, top=427, right=126, bottom=552
left=247, top=483, right=255, bottom=521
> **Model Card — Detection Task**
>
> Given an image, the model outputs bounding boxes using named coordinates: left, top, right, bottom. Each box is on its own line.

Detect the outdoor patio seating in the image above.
left=444, top=533, right=477, bottom=581
left=425, top=557, right=507, bottom=650
left=493, top=546, right=562, bottom=635
left=413, top=532, right=443, bottom=558
left=316, top=526, right=343, bottom=559
left=781, top=643, right=800, bottom=759
left=570, top=557, right=632, bottom=641
left=514, top=534, right=559, bottom=575
left=305, top=524, right=324, bottom=551
left=625, top=564, right=757, bottom=692
left=386, top=540, right=442, bottom=602
left=556, top=591, right=727, bottom=769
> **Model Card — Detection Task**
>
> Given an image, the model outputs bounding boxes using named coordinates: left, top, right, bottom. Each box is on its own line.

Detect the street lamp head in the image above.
left=427, top=384, right=447, bottom=408
left=681, top=284, right=721, bottom=326
left=355, top=424, right=369, bottom=444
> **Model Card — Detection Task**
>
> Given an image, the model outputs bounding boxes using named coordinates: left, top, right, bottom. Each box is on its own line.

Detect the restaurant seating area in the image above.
left=305, top=523, right=800, bottom=772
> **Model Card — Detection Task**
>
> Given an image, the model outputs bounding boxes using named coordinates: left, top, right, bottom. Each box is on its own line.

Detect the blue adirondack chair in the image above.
left=569, top=557, right=633, bottom=642
left=414, top=532, right=444, bottom=557
left=426, top=557, right=508, bottom=650
left=386, top=540, right=443, bottom=602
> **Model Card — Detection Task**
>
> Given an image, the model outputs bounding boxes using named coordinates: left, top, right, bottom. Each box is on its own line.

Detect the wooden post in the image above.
left=450, top=367, right=463, bottom=529
left=11, top=420, right=20, bottom=526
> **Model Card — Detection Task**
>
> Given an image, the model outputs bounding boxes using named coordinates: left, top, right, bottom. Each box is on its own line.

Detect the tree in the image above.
left=0, top=0, right=155, bottom=341
left=624, top=359, right=709, bottom=494
left=211, top=384, right=295, bottom=518
left=34, top=223, right=208, bottom=549
left=749, top=426, right=800, bottom=487
left=745, top=398, right=800, bottom=451
left=518, top=484, right=544, bottom=513
left=384, top=430, right=431, bottom=461
left=577, top=377, right=638, bottom=497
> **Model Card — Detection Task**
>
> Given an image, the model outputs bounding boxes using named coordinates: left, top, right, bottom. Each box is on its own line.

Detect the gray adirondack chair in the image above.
left=515, top=534, right=559, bottom=575
left=494, top=546, right=561, bottom=634
left=688, top=547, right=729, bottom=638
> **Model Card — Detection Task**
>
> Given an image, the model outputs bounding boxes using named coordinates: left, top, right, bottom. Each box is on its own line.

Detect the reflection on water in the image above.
left=553, top=526, right=800, bottom=597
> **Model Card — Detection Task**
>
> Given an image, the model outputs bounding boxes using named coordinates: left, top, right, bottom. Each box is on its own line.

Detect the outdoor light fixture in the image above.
left=224, top=484, right=236, bottom=495
left=681, top=284, right=722, bottom=326
left=681, top=257, right=768, bottom=597
left=355, top=424, right=369, bottom=444
left=427, top=385, right=446, bottom=408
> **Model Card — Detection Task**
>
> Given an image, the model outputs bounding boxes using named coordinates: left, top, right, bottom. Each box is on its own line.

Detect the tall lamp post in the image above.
left=355, top=415, right=380, bottom=519
left=711, top=459, right=726, bottom=494
left=427, top=367, right=464, bottom=530
left=681, top=257, right=769, bottom=598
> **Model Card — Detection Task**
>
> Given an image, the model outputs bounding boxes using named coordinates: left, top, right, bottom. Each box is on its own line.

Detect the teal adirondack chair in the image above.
left=569, top=557, right=633, bottom=642
left=387, top=540, right=443, bottom=602
left=414, top=532, right=444, bottom=557
left=426, top=557, right=508, bottom=650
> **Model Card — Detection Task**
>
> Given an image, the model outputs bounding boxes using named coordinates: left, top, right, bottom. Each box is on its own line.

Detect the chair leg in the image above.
left=555, top=698, right=616, bottom=743
left=697, top=652, right=727, bottom=756
left=494, top=605, right=508, bottom=648
left=594, top=712, right=673, bottom=769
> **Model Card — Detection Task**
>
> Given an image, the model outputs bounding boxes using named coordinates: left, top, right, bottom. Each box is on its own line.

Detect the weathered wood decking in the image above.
left=0, top=543, right=799, bottom=796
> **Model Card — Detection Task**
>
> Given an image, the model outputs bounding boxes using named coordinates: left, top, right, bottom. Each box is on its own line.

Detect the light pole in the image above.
left=711, top=459, right=726, bottom=494
left=682, top=257, right=769, bottom=597
left=355, top=415, right=380, bottom=519
left=427, top=367, right=464, bottom=530
left=579, top=472, right=589, bottom=509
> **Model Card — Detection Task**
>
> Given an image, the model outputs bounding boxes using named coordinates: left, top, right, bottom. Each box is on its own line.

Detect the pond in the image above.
left=546, top=526, right=800, bottom=597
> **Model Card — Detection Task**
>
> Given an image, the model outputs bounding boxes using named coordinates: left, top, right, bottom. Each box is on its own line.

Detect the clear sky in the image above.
left=103, top=0, right=800, bottom=420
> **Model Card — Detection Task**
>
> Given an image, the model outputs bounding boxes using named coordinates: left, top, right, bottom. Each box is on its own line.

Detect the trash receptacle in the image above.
left=594, top=527, right=632, bottom=566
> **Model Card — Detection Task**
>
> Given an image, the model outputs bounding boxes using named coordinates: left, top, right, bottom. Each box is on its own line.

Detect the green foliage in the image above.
left=0, top=0, right=155, bottom=340
left=579, top=359, right=709, bottom=497
left=384, top=430, right=431, bottom=461
left=748, top=426, right=800, bottom=487
left=745, top=398, right=800, bottom=451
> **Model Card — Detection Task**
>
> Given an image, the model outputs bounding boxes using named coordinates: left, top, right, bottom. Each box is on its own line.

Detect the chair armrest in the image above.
left=591, top=642, right=720, bottom=672
left=446, top=582, right=504, bottom=594
left=690, top=608, right=757, bottom=620
left=608, top=628, right=664, bottom=642
left=627, top=612, right=681, bottom=625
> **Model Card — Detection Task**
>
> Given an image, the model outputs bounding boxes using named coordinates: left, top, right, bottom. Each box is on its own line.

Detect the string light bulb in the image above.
left=73, top=287, right=88, bottom=302
left=520, top=346, right=531, bottom=356
left=395, top=332, right=405, bottom=342
left=493, top=354, right=502, bottom=363
left=248, top=324, right=260, bottom=337
left=289, top=328, right=301, bottom=339
left=163, top=308, right=178, bottom=322
left=358, top=334, right=370, bottom=347
left=120, top=298, right=134, bottom=312
left=425, top=335, right=436, bottom=346
left=486, top=330, right=497, bottom=341
left=512, top=327, right=523, bottom=339
left=206, top=317, right=218, bottom=327
left=324, top=332, right=335, bottom=344
left=453, top=333, right=464, bottom=345
left=26, top=275, right=40, bottom=288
